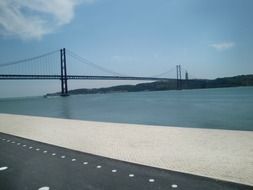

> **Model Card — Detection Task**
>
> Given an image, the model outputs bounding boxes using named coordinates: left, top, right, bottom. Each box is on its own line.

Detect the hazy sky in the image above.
left=0, top=0, right=253, bottom=97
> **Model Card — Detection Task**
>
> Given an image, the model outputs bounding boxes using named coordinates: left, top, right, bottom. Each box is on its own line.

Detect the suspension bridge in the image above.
left=0, top=48, right=190, bottom=96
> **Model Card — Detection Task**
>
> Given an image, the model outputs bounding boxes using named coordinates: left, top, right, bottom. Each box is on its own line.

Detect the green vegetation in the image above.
left=46, top=74, right=253, bottom=96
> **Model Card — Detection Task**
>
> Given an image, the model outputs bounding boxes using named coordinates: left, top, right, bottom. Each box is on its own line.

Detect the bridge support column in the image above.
left=60, top=48, right=68, bottom=96
left=176, top=65, right=182, bottom=90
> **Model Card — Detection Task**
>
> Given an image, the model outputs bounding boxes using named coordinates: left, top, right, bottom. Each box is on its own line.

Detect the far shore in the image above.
left=45, top=74, right=253, bottom=96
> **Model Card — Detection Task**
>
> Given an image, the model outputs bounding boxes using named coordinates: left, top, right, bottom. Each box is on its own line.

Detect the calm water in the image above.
left=0, top=87, right=253, bottom=131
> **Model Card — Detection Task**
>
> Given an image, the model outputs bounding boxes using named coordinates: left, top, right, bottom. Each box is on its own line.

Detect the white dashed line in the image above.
left=38, top=186, right=50, bottom=190
left=171, top=184, right=178, bottom=188
left=0, top=166, right=8, bottom=171
left=149, top=179, right=155, bottom=183
left=0, top=137, right=166, bottom=188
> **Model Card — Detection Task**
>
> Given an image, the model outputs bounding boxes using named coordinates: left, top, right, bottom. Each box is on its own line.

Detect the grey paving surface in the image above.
left=0, top=132, right=252, bottom=190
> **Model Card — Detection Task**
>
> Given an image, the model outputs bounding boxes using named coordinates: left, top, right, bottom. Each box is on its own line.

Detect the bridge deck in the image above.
left=0, top=74, right=172, bottom=81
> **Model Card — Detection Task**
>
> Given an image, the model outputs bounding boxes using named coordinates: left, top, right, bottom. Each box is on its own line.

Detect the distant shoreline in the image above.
left=46, top=74, right=253, bottom=96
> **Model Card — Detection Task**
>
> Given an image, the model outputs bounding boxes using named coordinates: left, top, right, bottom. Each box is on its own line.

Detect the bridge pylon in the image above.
left=176, top=65, right=182, bottom=90
left=60, top=48, right=68, bottom=96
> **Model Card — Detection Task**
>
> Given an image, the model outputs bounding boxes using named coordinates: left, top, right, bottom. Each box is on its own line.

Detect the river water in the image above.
left=0, top=87, right=252, bottom=131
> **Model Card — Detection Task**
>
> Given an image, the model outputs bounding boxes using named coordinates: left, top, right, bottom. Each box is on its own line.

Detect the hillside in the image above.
left=46, top=74, right=253, bottom=96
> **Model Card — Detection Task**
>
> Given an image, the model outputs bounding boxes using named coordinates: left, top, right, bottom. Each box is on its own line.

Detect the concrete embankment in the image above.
left=0, top=113, right=252, bottom=186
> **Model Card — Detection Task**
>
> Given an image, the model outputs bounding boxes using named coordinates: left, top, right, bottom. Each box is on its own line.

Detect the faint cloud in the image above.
left=209, top=42, right=235, bottom=51
left=0, top=0, right=95, bottom=40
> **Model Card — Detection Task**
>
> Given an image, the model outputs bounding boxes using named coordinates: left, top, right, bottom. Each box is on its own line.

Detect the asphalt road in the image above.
left=0, top=132, right=252, bottom=190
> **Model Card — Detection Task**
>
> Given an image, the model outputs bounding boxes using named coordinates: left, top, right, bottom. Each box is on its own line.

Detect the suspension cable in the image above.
left=151, top=67, right=176, bottom=78
left=66, top=49, right=129, bottom=76
left=0, top=49, right=60, bottom=68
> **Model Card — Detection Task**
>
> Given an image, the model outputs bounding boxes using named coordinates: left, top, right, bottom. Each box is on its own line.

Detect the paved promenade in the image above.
left=0, top=113, right=253, bottom=186
left=0, top=132, right=251, bottom=190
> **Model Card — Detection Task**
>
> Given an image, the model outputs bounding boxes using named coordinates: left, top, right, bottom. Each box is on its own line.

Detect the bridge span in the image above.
left=0, top=48, right=186, bottom=96
left=0, top=74, right=172, bottom=81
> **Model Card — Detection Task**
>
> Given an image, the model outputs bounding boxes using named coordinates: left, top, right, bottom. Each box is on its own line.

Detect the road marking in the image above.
left=17, top=143, right=21, bottom=145
left=149, top=179, right=155, bottom=183
left=171, top=184, right=178, bottom=188
left=0, top=166, right=8, bottom=171
left=0, top=136, right=174, bottom=189
left=38, top=186, right=50, bottom=190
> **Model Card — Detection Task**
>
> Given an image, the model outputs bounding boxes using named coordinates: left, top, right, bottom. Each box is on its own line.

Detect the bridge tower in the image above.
left=185, top=71, right=189, bottom=80
left=176, top=65, right=182, bottom=90
left=60, top=48, right=68, bottom=96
